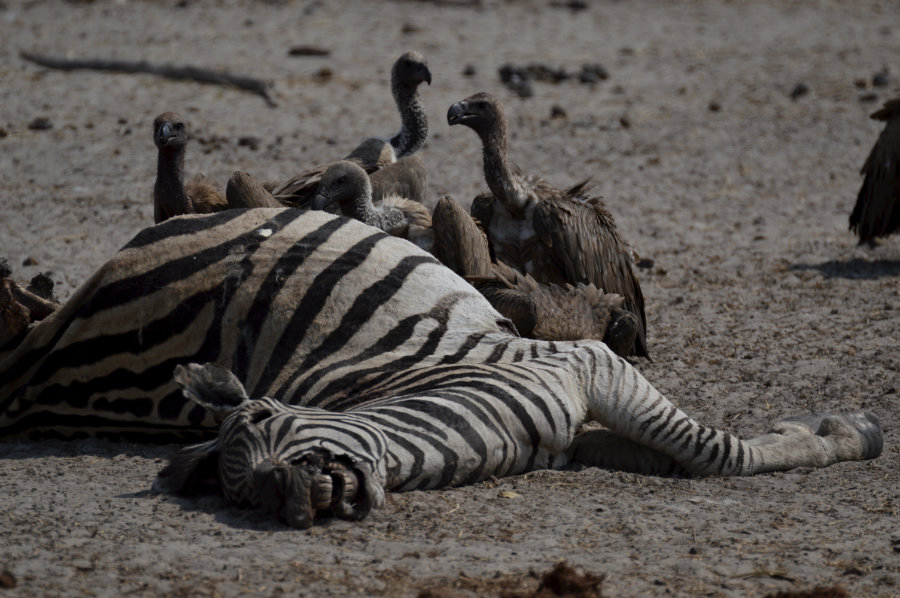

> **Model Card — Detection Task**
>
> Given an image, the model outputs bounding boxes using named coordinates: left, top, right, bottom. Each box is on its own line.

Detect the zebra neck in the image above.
left=390, top=82, right=427, bottom=158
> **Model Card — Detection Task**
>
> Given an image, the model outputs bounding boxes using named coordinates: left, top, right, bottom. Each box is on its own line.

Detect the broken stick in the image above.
left=20, top=51, right=277, bottom=107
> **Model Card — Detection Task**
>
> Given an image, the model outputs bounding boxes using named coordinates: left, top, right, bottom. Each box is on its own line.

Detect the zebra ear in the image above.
left=173, top=362, right=250, bottom=418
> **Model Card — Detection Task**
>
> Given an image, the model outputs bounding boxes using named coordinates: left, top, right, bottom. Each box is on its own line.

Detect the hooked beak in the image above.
left=311, top=190, right=331, bottom=211
left=421, top=65, right=432, bottom=86
left=447, top=101, right=469, bottom=126
left=156, top=122, right=175, bottom=146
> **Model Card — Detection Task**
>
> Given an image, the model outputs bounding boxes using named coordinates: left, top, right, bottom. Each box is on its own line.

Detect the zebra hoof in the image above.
left=603, top=308, right=638, bottom=358
left=776, top=411, right=884, bottom=461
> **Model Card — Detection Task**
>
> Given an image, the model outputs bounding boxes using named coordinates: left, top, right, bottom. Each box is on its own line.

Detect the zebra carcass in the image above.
left=0, top=209, right=884, bottom=528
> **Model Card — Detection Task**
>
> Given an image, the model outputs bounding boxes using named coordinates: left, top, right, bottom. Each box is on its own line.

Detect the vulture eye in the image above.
left=336, top=175, right=347, bottom=185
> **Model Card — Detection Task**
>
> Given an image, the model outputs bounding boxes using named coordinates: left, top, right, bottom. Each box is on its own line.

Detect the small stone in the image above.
left=550, top=105, right=567, bottom=119
left=287, top=45, right=329, bottom=57
left=462, top=64, right=476, bottom=77
left=872, top=69, right=890, bottom=87
left=709, top=100, right=721, bottom=112
left=22, top=256, right=38, bottom=266
left=237, top=136, right=261, bottom=150
left=27, top=117, right=52, bottom=130
left=790, top=83, right=809, bottom=100
left=579, top=63, right=609, bottom=84
left=0, top=570, right=16, bottom=589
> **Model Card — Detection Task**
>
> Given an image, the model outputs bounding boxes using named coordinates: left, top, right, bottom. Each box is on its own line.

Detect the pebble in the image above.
left=27, top=117, right=52, bottom=130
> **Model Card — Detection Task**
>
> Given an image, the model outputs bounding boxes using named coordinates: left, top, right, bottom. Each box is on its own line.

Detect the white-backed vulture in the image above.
left=312, top=161, right=433, bottom=251
left=430, top=195, right=639, bottom=357
left=267, top=51, right=432, bottom=207
left=153, top=112, right=228, bottom=223
left=447, top=92, right=649, bottom=357
left=850, top=98, right=900, bottom=245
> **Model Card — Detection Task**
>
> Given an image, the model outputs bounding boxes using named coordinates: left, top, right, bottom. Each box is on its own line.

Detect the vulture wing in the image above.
left=532, top=183, right=648, bottom=357
left=850, top=99, right=900, bottom=244
left=267, top=138, right=394, bottom=207
left=370, top=156, right=428, bottom=205
left=432, top=195, right=491, bottom=277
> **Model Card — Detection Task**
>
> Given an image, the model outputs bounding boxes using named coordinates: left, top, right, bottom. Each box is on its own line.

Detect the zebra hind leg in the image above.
left=568, top=410, right=883, bottom=476
left=747, top=411, right=883, bottom=472
left=567, top=428, right=686, bottom=476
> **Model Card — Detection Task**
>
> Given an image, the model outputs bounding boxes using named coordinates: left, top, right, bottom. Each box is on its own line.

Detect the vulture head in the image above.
left=153, top=112, right=188, bottom=151
left=312, top=161, right=372, bottom=212
left=447, top=92, right=505, bottom=143
left=393, top=51, right=432, bottom=89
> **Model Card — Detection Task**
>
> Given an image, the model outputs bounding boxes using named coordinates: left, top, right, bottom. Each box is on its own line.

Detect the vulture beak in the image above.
left=421, top=66, right=432, bottom=86
left=157, top=122, right=175, bottom=146
left=311, top=190, right=331, bottom=211
left=447, top=101, right=469, bottom=126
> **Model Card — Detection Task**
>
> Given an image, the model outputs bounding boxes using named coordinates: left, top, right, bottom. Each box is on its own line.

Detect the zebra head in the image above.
left=154, top=363, right=388, bottom=528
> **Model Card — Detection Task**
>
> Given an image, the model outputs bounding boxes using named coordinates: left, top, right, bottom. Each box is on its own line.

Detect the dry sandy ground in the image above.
left=1, top=0, right=898, bottom=596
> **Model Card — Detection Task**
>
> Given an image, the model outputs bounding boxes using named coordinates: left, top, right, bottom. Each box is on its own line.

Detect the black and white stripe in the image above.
left=1, top=208, right=883, bottom=526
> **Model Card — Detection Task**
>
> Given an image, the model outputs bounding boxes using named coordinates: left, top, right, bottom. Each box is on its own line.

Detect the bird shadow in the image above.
left=789, top=257, right=900, bottom=280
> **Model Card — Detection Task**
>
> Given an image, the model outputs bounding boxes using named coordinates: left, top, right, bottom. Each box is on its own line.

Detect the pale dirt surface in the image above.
left=0, top=1, right=898, bottom=596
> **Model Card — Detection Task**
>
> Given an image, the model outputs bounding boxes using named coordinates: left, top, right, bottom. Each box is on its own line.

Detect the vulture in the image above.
left=431, top=195, right=639, bottom=357
left=225, top=171, right=282, bottom=209
left=312, top=161, right=433, bottom=251
left=267, top=51, right=432, bottom=207
left=850, top=98, right=900, bottom=245
left=447, top=92, right=649, bottom=357
left=153, top=112, right=228, bottom=223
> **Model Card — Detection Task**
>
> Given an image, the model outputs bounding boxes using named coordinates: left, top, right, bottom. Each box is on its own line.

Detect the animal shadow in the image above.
left=790, top=257, right=900, bottom=280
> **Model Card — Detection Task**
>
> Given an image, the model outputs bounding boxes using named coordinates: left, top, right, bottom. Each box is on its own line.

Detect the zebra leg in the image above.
left=576, top=345, right=884, bottom=475
left=567, top=429, right=685, bottom=475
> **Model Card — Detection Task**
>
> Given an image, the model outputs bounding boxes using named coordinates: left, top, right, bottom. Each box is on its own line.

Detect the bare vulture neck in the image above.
left=479, top=120, right=528, bottom=214
left=390, top=80, right=428, bottom=158
left=342, top=185, right=382, bottom=226
left=155, top=145, right=192, bottom=216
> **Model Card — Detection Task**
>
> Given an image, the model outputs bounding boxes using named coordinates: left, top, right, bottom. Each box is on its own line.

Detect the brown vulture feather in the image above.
left=267, top=51, right=431, bottom=207
left=431, top=195, right=638, bottom=356
left=225, top=171, right=282, bottom=209
left=152, top=112, right=228, bottom=223
left=448, top=92, right=648, bottom=357
left=850, top=98, right=900, bottom=245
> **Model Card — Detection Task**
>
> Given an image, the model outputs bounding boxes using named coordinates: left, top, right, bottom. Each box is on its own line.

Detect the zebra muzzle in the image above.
left=252, top=453, right=367, bottom=529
